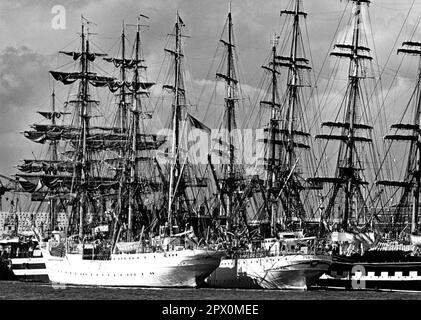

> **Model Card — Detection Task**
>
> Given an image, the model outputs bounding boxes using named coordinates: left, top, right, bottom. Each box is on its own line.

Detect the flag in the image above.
left=178, top=15, right=185, bottom=27
left=187, top=113, right=211, bottom=133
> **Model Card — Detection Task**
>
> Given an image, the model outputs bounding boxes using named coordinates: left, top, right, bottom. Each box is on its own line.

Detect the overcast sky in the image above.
left=0, top=0, right=420, bottom=182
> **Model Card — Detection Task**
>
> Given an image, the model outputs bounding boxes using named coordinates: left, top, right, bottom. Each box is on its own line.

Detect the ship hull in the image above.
left=317, top=259, right=421, bottom=291
left=40, top=248, right=223, bottom=287
left=10, top=255, right=48, bottom=282
left=205, top=254, right=332, bottom=290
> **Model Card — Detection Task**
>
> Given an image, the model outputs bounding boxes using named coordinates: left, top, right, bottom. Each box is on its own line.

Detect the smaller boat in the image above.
left=0, top=235, right=48, bottom=282
left=10, top=238, right=48, bottom=282
left=0, top=207, right=49, bottom=282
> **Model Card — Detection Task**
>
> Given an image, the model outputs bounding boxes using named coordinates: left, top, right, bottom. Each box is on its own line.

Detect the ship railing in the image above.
left=80, top=239, right=112, bottom=260
left=227, top=246, right=325, bottom=259
left=370, top=240, right=415, bottom=252
left=13, top=251, right=35, bottom=258
left=66, top=241, right=82, bottom=254
left=110, top=234, right=216, bottom=255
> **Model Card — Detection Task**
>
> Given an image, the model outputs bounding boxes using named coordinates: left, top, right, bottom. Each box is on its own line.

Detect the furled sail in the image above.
left=103, top=57, right=146, bottom=69
left=50, top=71, right=115, bottom=87
left=59, top=51, right=107, bottom=62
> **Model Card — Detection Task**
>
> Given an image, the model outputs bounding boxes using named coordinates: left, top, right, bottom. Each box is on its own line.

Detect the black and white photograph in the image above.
left=0, top=0, right=419, bottom=316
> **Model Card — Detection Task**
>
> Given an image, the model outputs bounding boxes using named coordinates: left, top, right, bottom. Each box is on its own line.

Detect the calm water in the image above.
left=1, top=281, right=421, bottom=300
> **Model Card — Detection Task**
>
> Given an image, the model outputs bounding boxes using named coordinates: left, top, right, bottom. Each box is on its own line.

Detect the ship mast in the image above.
left=260, top=0, right=313, bottom=233
left=226, top=6, right=234, bottom=231
left=216, top=4, right=240, bottom=233
left=342, top=0, right=362, bottom=231
left=266, top=37, right=278, bottom=193
left=114, top=22, right=127, bottom=243
left=378, top=41, right=421, bottom=234
left=23, top=17, right=116, bottom=239
left=266, top=36, right=279, bottom=236
left=103, top=14, right=156, bottom=243
left=260, top=33, right=283, bottom=236
left=75, top=18, right=107, bottom=239
left=119, top=22, right=128, bottom=134
left=78, top=21, right=89, bottom=239
left=127, top=15, right=146, bottom=241
left=167, top=12, right=184, bottom=235
left=282, top=0, right=309, bottom=226
left=49, top=88, right=58, bottom=231
left=312, top=0, right=373, bottom=232
left=286, top=0, right=301, bottom=173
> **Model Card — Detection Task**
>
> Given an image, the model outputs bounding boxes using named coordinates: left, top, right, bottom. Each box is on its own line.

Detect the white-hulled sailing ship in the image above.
left=39, top=14, right=224, bottom=288
left=204, top=1, right=331, bottom=290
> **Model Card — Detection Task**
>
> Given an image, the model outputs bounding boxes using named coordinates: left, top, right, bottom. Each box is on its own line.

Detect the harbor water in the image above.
left=1, top=281, right=421, bottom=300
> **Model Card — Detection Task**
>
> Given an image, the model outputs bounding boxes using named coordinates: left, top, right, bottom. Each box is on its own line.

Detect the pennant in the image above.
left=187, top=113, right=210, bottom=133
left=178, top=15, right=185, bottom=27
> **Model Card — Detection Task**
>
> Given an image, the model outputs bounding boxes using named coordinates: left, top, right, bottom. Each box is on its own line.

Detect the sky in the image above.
left=0, top=0, right=420, bottom=190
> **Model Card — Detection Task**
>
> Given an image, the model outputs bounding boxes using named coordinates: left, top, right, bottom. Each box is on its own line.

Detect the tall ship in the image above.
left=204, top=1, right=331, bottom=290
left=315, top=0, right=421, bottom=291
left=38, top=14, right=224, bottom=287
left=7, top=88, right=70, bottom=282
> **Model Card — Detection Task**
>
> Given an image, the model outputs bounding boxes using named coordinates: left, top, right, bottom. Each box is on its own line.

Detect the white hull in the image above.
left=205, top=254, right=332, bottom=290
left=40, top=248, right=223, bottom=287
left=410, top=234, right=421, bottom=246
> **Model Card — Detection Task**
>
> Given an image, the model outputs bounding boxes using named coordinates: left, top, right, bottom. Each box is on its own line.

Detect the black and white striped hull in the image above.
left=317, top=260, right=421, bottom=291
left=10, top=256, right=49, bottom=282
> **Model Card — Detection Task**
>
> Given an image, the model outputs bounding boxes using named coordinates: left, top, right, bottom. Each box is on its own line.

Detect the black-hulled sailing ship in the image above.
left=205, top=1, right=331, bottom=290
left=311, top=0, right=382, bottom=240
left=38, top=14, right=224, bottom=287
left=316, top=0, right=421, bottom=291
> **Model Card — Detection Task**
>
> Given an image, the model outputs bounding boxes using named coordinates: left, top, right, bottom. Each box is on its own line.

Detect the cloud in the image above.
left=0, top=47, right=51, bottom=114
left=0, top=0, right=418, bottom=183
left=0, top=46, right=53, bottom=175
